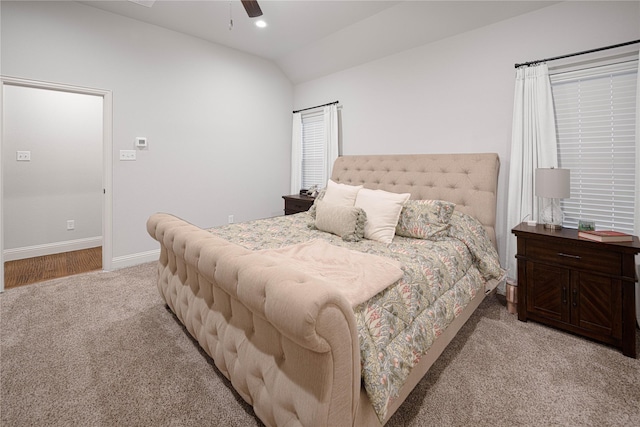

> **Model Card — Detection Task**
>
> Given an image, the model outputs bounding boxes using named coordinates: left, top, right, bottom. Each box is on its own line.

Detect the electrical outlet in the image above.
left=16, top=151, right=31, bottom=161
left=119, top=150, right=136, bottom=161
left=67, top=220, right=75, bottom=230
left=228, top=215, right=234, bottom=224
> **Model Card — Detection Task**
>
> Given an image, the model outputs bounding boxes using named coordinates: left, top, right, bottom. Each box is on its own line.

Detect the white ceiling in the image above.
left=79, top=0, right=558, bottom=83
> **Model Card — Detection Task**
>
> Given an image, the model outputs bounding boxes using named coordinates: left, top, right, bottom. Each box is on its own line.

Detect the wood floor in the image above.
left=4, top=247, right=102, bottom=289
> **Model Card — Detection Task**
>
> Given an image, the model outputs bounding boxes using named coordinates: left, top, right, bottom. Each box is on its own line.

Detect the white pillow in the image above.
left=322, top=179, right=362, bottom=206
left=355, top=188, right=410, bottom=244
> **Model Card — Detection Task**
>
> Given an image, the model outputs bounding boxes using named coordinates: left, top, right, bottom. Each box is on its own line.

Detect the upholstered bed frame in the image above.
left=147, top=153, right=500, bottom=426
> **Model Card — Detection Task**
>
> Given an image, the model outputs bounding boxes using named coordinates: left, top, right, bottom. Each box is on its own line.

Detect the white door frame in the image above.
left=0, top=76, right=113, bottom=292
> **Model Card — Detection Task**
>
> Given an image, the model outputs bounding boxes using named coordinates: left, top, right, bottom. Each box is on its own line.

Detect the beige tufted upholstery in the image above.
left=331, top=153, right=500, bottom=247
left=147, top=153, right=500, bottom=426
left=148, top=213, right=361, bottom=426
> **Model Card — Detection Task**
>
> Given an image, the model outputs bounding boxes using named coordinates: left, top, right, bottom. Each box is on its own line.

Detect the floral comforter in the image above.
left=209, top=210, right=503, bottom=422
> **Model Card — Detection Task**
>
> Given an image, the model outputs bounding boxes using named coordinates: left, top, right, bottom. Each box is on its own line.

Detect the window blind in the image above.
left=301, top=112, right=326, bottom=189
left=550, top=61, right=638, bottom=232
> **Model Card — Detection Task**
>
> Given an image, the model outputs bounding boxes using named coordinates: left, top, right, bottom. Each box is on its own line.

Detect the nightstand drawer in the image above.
left=287, top=199, right=312, bottom=212
left=526, top=239, right=621, bottom=275
left=282, top=194, right=315, bottom=215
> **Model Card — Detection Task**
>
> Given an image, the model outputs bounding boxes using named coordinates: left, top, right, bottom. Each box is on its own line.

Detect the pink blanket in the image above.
left=259, top=239, right=403, bottom=307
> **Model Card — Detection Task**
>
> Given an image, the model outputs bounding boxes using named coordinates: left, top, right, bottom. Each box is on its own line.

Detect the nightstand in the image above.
left=512, top=222, right=640, bottom=358
left=282, top=194, right=315, bottom=215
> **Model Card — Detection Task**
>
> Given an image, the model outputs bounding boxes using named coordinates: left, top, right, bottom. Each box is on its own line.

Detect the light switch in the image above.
left=119, top=150, right=136, bottom=161
left=17, top=151, right=31, bottom=161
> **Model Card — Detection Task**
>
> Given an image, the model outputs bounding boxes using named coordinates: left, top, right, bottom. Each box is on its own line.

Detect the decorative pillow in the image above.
left=322, top=179, right=362, bottom=206
left=396, top=199, right=456, bottom=239
left=354, top=188, right=410, bottom=244
left=315, top=200, right=367, bottom=242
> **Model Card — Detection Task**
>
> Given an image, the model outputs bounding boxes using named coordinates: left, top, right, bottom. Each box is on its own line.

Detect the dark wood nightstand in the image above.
left=512, top=222, right=640, bottom=358
left=282, top=194, right=315, bottom=215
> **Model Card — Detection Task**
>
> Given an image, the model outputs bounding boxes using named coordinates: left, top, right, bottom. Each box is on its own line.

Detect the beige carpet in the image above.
left=1, top=262, right=638, bottom=426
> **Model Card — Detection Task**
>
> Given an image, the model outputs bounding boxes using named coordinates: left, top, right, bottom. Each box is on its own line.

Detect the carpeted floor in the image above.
left=1, top=262, right=638, bottom=426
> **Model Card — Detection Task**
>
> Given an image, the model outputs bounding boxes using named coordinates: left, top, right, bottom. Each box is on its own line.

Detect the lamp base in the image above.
left=543, top=223, right=563, bottom=230
left=540, top=198, right=564, bottom=230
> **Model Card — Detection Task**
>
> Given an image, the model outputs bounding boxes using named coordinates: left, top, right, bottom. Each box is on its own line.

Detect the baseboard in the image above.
left=110, top=249, right=160, bottom=270
left=3, top=237, right=103, bottom=262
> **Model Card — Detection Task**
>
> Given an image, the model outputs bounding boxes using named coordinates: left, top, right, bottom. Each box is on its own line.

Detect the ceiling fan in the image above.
left=240, top=0, right=263, bottom=18
left=127, top=0, right=263, bottom=18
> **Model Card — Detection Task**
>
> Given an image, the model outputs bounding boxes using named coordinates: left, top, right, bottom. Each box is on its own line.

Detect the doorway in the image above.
left=0, top=77, right=113, bottom=291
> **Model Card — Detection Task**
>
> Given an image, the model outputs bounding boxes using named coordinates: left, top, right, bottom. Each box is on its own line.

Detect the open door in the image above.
left=0, top=77, right=113, bottom=292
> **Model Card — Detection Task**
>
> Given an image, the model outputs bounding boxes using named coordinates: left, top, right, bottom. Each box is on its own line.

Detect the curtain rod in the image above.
left=514, top=39, right=640, bottom=69
left=293, top=100, right=339, bottom=114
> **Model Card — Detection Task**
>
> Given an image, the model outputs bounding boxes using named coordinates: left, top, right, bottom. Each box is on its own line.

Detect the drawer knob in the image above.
left=558, top=252, right=581, bottom=260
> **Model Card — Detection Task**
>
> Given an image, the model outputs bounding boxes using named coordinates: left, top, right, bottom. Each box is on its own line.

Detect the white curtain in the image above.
left=505, top=64, right=559, bottom=282
left=634, top=65, right=640, bottom=328
left=290, top=112, right=302, bottom=194
left=323, top=104, right=339, bottom=184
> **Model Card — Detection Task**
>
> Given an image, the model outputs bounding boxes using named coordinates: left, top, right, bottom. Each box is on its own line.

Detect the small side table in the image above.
left=282, top=194, right=315, bottom=215
left=512, top=222, right=640, bottom=358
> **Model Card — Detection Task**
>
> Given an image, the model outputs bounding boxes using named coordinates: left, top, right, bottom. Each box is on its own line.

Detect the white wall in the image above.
left=293, top=1, right=640, bottom=268
left=3, top=85, right=102, bottom=250
left=1, top=1, right=293, bottom=263
left=3, top=1, right=639, bottom=268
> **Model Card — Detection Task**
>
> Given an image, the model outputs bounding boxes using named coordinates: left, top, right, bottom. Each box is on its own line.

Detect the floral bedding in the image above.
left=209, top=210, right=503, bottom=422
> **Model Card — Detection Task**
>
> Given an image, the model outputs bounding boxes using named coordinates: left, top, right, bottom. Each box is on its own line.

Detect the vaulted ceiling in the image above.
left=80, top=1, right=557, bottom=83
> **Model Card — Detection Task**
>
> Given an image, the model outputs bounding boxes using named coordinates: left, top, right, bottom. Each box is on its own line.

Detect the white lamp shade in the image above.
left=535, top=168, right=570, bottom=199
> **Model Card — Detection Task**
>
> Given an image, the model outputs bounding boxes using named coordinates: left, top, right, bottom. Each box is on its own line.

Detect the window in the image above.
left=301, top=111, right=326, bottom=190
left=291, top=104, right=338, bottom=194
left=550, top=61, right=638, bottom=232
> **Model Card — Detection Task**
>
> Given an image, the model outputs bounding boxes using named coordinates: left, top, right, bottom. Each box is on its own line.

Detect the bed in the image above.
left=147, top=153, right=503, bottom=426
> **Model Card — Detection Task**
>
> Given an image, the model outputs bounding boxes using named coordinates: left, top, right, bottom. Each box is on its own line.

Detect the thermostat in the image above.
left=135, top=137, right=148, bottom=148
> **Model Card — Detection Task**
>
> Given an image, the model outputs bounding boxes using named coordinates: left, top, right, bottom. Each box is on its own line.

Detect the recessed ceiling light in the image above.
left=255, top=20, right=267, bottom=28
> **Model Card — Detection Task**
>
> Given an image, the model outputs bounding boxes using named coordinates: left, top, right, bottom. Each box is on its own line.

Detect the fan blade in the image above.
left=241, top=0, right=263, bottom=18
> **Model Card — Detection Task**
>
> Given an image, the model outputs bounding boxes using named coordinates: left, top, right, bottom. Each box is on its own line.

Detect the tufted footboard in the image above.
left=147, top=213, right=374, bottom=427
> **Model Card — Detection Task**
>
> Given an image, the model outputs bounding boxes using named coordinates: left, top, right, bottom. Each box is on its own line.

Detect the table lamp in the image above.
left=535, top=167, right=570, bottom=229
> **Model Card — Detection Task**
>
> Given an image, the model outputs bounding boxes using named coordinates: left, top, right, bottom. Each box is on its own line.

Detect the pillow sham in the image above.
left=354, top=188, right=410, bottom=244
left=322, top=179, right=363, bottom=206
left=315, top=200, right=366, bottom=242
left=396, top=199, right=456, bottom=239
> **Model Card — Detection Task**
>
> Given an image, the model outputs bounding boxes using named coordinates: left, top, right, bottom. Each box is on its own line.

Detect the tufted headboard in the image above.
left=330, top=153, right=500, bottom=248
